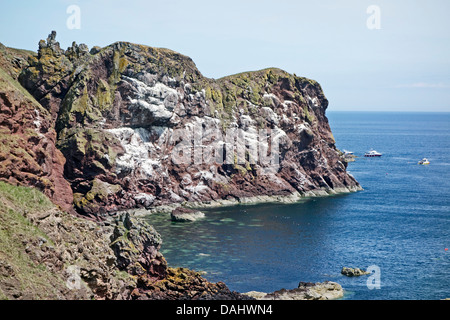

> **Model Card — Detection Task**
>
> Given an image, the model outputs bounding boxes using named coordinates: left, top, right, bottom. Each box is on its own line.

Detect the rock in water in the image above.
left=170, top=207, right=205, bottom=222
left=341, top=267, right=371, bottom=277
left=244, top=281, right=344, bottom=300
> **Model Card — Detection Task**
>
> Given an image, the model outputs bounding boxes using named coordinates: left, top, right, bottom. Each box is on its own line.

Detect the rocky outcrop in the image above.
left=0, top=181, right=131, bottom=299
left=19, top=31, right=91, bottom=124
left=136, top=267, right=252, bottom=300
left=12, top=31, right=361, bottom=218
left=0, top=43, right=35, bottom=81
left=110, top=212, right=167, bottom=279
left=244, top=281, right=344, bottom=300
left=341, top=267, right=370, bottom=277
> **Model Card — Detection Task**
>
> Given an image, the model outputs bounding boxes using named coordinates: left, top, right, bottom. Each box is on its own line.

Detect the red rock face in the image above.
left=0, top=67, right=73, bottom=213
left=9, top=33, right=361, bottom=218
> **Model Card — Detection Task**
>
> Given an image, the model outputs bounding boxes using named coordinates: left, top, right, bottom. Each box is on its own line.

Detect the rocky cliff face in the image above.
left=0, top=31, right=360, bottom=300
left=0, top=43, right=73, bottom=213
left=12, top=31, right=360, bottom=218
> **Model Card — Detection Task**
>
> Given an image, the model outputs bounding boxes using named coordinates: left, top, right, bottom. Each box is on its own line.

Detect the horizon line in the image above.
left=327, top=109, right=450, bottom=113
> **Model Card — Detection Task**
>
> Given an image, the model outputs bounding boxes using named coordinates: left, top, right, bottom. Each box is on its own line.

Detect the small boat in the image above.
left=364, top=149, right=382, bottom=157
left=418, top=158, right=430, bottom=165
left=343, top=150, right=354, bottom=156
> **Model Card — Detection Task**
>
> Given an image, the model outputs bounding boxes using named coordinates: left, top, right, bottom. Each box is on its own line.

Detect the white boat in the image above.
left=364, top=149, right=382, bottom=157
left=343, top=150, right=354, bottom=156
left=418, top=158, right=430, bottom=165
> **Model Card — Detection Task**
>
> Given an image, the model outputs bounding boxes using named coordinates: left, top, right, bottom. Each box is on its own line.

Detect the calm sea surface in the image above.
left=144, top=112, right=450, bottom=300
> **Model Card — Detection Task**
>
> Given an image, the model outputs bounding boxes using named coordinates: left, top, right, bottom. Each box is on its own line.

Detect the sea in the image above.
left=144, top=112, right=450, bottom=300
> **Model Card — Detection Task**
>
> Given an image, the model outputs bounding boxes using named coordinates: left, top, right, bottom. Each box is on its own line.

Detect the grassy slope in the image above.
left=0, top=43, right=35, bottom=80
left=0, top=45, right=66, bottom=299
left=0, top=65, right=41, bottom=105
left=0, top=181, right=65, bottom=299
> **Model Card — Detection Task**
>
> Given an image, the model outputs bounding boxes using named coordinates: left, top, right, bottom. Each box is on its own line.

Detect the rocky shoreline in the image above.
left=132, top=185, right=363, bottom=217
left=0, top=183, right=250, bottom=300
left=0, top=182, right=346, bottom=300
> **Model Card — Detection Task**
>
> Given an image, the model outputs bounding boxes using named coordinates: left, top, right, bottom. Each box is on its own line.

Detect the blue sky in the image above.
left=1, top=0, right=449, bottom=112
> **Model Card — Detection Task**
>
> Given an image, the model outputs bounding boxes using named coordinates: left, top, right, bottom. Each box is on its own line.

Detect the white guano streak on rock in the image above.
left=122, top=75, right=179, bottom=121
left=107, top=127, right=169, bottom=178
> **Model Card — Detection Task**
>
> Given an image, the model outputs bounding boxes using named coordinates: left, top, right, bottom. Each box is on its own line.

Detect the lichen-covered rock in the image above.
left=0, top=43, right=35, bottom=80
left=0, top=181, right=245, bottom=300
left=135, top=267, right=253, bottom=300
left=19, top=32, right=76, bottom=123
left=110, top=212, right=167, bottom=279
left=341, top=267, right=371, bottom=277
left=0, top=181, right=133, bottom=300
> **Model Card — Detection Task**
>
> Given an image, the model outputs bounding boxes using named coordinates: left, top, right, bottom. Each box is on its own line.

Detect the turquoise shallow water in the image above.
left=144, top=112, right=450, bottom=300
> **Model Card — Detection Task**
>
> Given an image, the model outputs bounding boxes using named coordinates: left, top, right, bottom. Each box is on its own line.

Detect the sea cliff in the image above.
left=13, top=31, right=360, bottom=219
left=0, top=31, right=361, bottom=299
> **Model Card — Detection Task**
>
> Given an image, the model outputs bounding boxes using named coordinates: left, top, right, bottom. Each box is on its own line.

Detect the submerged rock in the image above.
left=170, top=207, right=205, bottom=222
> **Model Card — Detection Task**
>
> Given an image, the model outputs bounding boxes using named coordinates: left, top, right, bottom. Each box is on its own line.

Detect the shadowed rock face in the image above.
left=8, top=31, right=360, bottom=218
left=110, top=212, right=167, bottom=279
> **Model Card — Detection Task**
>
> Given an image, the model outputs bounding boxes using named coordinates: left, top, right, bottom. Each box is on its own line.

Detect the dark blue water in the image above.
left=144, top=112, right=450, bottom=300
